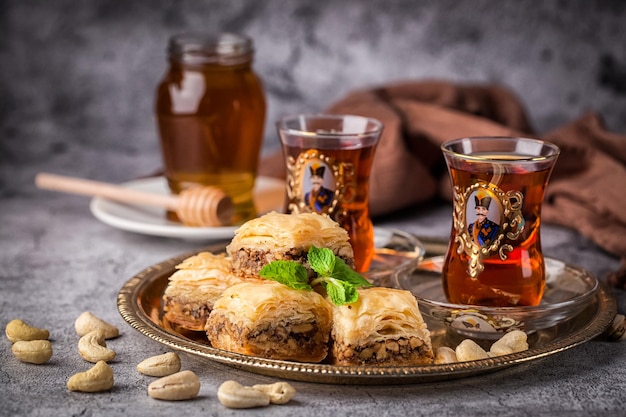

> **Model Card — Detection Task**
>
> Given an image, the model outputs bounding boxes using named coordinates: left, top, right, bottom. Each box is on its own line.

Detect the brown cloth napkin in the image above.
left=260, top=80, right=626, bottom=288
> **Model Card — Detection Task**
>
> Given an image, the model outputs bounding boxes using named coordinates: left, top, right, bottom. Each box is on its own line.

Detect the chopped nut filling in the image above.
left=163, top=295, right=212, bottom=331
left=332, top=336, right=434, bottom=366
left=206, top=317, right=329, bottom=362
left=230, top=247, right=355, bottom=277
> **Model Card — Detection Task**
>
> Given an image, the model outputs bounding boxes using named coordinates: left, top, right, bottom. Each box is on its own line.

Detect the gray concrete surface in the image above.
left=0, top=197, right=624, bottom=416
left=1, top=1, right=625, bottom=416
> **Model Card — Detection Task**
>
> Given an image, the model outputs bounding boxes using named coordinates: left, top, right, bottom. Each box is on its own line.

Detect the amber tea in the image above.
left=277, top=115, right=382, bottom=272
left=441, top=138, right=559, bottom=307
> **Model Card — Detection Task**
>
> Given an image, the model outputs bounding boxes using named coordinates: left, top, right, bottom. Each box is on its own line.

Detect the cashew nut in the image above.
left=67, top=360, right=114, bottom=392
left=74, top=311, right=119, bottom=339
left=5, top=319, right=49, bottom=343
left=11, top=340, right=53, bottom=364
left=252, top=382, right=296, bottom=404
left=78, top=329, right=116, bottom=363
left=217, top=380, right=270, bottom=409
left=455, top=339, right=490, bottom=362
left=147, top=370, right=200, bottom=401
left=490, top=330, right=529, bottom=356
left=137, top=352, right=181, bottom=377
left=434, top=346, right=458, bottom=364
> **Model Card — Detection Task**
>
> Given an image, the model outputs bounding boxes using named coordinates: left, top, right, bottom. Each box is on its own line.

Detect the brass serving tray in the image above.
left=117, top=238, right=616, bottom=385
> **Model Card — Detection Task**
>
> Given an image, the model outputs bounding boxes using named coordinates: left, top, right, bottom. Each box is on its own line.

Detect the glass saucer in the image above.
left=396, top=256, right=599, bottom=339
left=363, top=228, right=426, bottom=286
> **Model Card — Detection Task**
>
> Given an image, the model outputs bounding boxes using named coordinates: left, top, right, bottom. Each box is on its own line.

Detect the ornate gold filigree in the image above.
left=284, top=149, right=354, bottom=219
left=452, top=181, right=525, bottom=278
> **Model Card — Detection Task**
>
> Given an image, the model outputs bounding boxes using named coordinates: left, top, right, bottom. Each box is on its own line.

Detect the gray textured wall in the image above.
left=1, top=0, right=625, bottom=190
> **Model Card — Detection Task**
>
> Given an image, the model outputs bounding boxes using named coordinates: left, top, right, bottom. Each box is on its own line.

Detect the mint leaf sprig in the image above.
left=258, top=246, right=372, bottom=306
left=257, top=260, right=312, bottom=291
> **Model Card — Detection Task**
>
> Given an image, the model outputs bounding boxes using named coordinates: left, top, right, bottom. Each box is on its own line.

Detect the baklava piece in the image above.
left=205, top=281, right=333, bottom=362
left=226, top=211, right=355, bottom=278
left=163, top=252, right=254, bottom=331
left=329, top=287, right=434, bottom=366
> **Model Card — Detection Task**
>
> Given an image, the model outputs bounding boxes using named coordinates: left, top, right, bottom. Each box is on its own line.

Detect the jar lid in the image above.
left=168, top=32, right=254, bottom=65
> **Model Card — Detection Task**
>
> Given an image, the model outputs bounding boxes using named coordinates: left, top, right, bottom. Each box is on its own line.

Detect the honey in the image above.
left=156, top=33, right=266, bottom=224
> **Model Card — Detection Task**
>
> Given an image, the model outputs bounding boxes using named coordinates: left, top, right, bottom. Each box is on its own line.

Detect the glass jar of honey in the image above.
left=155, top=32, right=266, bottom=225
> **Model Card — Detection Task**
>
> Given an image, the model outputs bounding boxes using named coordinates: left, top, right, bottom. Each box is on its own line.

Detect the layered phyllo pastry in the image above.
left=329, top=287, right=434, bottom=366
left=226, top=211, right=355, bottom=278
left=163, top=252, right=256, bottom=331
left=205, top=281, right=333, bottom=362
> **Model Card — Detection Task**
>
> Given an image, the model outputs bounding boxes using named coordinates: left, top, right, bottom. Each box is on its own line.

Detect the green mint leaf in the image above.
left=322, top=278, right=359, bottom=306
left=308, top=246, right=336, bottom=276
left=259, top=246, right=370, bottom=306
left=332, top=258, right=373, bottom=288
left=341, top=282, right=359, bottom=304
left=259, top=260, right=312, bottom=291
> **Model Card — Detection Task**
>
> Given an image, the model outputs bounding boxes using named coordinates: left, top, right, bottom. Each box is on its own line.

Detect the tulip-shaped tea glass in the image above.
left=441, top=137, right=559, bottom=307
left=277, top=115, right=383, bottom=272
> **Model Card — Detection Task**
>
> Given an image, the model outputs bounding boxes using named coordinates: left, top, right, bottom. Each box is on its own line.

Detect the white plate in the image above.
left=90, top=176, right=286, bottom=241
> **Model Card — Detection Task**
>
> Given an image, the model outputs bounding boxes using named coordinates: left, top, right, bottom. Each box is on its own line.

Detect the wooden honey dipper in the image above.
left=35, top=172, right=234, bottom=227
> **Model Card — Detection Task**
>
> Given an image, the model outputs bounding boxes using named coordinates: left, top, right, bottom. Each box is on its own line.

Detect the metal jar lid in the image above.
left=168, top=32, right=254, bottom=65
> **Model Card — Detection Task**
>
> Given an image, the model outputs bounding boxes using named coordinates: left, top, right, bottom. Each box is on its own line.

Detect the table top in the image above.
left=1, top=186, right=624, bottom=417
